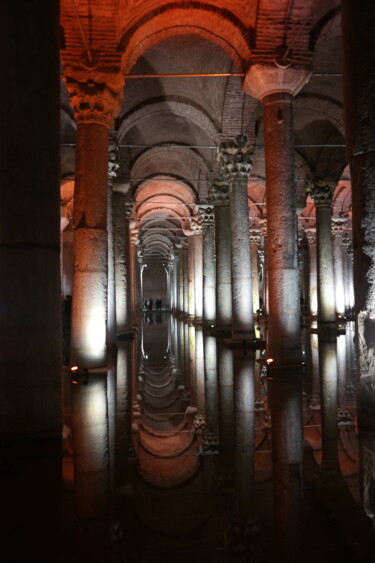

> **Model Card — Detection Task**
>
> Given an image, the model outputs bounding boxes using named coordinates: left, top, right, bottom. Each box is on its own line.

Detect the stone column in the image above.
left=305, top=228, right=318, bottom=317
left=250, top=228, right=261, bottom=316
left=66, top=74, right=122, bottom=562
left=309, top=178, right=339, bottom=473
left=129, top=230, right=139, bottom=325
left=199, top=205, right=216, bottom=324
left=187, top=233, right=195, bottom=320
left=211, top=180, right=232, bottom=331
left=342, top=235, right=354, bottom=317
left=218, top=136, right=255, bottom=340
left=0, top=4, right=62, bottom=561
left=191, top=215, right=204, bottom=322
left=107, top=140, right=119, bottom=517
left=198, top=205, right=219, bottom=451
left=332, top=217, right=348, bottom=318
left=182, top=239, right=189, bottom=316
left=259, top=218, right=268, bottom=315
left=244, top=65, right=311, bottom=562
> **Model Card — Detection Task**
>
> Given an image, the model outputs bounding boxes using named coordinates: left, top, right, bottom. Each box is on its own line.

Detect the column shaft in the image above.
left=0, top=4, right=62, bottom=560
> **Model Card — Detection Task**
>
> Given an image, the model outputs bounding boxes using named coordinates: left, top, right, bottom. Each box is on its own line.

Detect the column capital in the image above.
left=305, top=228, right=317, bottom=245
left=307, top=178, right=337, bottom=208
left=331, top=216, right=348, bottom=235
left=197, top=204, right=215, bottom=225
left=243, top=63, right=312, bottom=101
left=64, top=75, right=123, bottom=127
left=260, top=218, right=268, bottom=238
left=250, top=229, right=261, bottom=244
left=210, top=179, right=229, bottom=205
left=217, top=135, right=255, bottom=180
left=190, top=215, right=203, bottom=235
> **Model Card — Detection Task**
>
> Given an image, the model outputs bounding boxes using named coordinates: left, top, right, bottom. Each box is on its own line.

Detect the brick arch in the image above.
left=119, top=3, right=254, bottom=73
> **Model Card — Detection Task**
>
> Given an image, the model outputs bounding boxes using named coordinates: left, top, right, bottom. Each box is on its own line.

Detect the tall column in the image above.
left=107, top=140, right=119, bottom=517
left=182, top=239, right=189, bottom=316
left=65, top=71, right=122, bottom=561
left=211, top=180, right=232, bottom=331
left=199, top=205, right=219, bottom=451
left=0, top=4, right=62, bottom=561
left=244, top=65, right=311, bottom=562
left=305, top=228, right=318, bottom=317
left=199, top=205, right=216, bottom=324
left=342, top=235, right=354, bottom=317
left=129, top=230, right=139, bottom=325
left=218, top=136, right=255, bottom=339
left=332, top=217, right=348, bottom=317
left=191, top=215, right=204, bottom=322
left=187, top=233, right=195, bottom=320
left=309, top=178, right=339, bottom=473
left=250, top=228, right=261, bottom=316
left=341, top=13, right=375, bottom=515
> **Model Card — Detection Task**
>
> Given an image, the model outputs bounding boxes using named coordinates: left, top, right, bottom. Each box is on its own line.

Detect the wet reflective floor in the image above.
left=63, top=315, right=375, bottom=562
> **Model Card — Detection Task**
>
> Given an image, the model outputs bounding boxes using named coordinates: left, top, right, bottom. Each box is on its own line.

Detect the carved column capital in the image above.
left=331, top=217, right=348, bottom=236
left=210, top=179, right=230, bottom=206
left=250, top=229, right=261, bottom=244
left=305, top=228, right=317, bottom=245
left=307, top=178, right=337, bottom=208
left=260, top=218, right=268, bottom=238
left=64, top=76, right=123, bottom=127
left=197, top=204, right=215, bottom=226
left=217, top=135, right=255, bottom=180
left=190, top=215, right=203, bottom=235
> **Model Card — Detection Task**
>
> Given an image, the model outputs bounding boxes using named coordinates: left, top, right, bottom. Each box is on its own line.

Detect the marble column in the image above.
left=309, top=178, right=339, bottom=473
left=211, top=180, right=232, bottom=331
left=305, top=228, right=318, bottom=317
left=191, top=215, right=204, bottom=322
left=199, top=205, right=219, bottom=450
left=250, top=228, right=261, bottom=316
left=244, top=64, right=311, bottom=562
left=67, top=77, right=122, bottom=561
left=0, top=4, right=62, bottom=561
left=332, top=217, right=348, bottom=318
left=218, top=136, right=255, bottom=340
left=107, top=140, right=119, bottom=516
left=187, top=233, right=196, bottom=320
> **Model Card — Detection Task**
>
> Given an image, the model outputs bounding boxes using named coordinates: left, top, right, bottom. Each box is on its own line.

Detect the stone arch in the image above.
left=119, top=3, right=254, bottom=74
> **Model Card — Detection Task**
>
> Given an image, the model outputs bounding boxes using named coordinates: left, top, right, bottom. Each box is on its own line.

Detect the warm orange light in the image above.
left=266, top=358, right=274, bottom=365
left=71, top=365, right=78, bottom=372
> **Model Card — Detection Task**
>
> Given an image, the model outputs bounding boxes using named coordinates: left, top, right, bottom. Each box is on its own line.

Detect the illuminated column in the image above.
left=107, top=142, right=118, bottom=516
left=244, top=64, right=311, bottom=561
left=259, top=218, right=268, bottom=315
left=66, top=76, right=122, bottom=561
left=332, top=217, right=348, bottom=317
left=342, top=235, right=354, bottom=315
left=191, top=215, right=204, bottom=322
left=187, top=233, right=195, bottom=320
left=305, top=228, right=318, bottom=317
left=182, top=239, right=189, bottom=316
left=341, top=10, right=375, bottom=506
left=211, top=180, right=232, bottom=330
left=250, top=228, right=261, bottom=315
left=309, top=178, right=339, bottom=472
left=129, top=230, right=139, bottom=324
left=0, top=4, right=62, bottom=561
left=218, top=136, right=255, bottom=339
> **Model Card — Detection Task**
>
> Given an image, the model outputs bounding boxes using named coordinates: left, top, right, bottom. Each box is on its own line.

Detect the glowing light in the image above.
left=266, top=358, right=274, bottom=365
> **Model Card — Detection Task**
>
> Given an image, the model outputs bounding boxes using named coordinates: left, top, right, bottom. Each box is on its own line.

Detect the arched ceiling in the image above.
left=60, top=0, right=345, bottom=259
